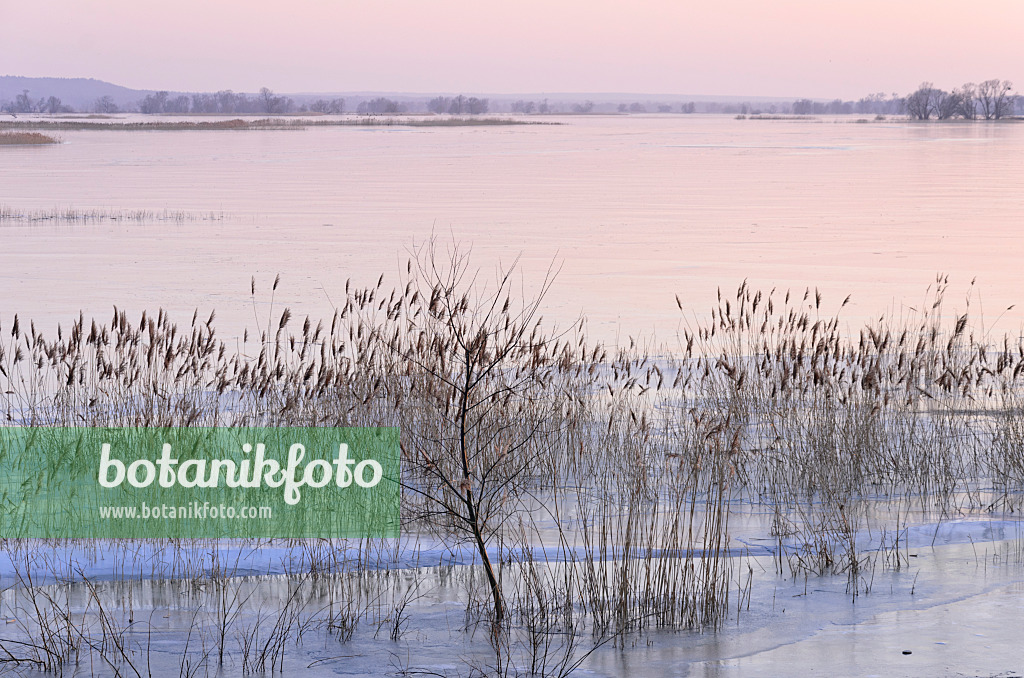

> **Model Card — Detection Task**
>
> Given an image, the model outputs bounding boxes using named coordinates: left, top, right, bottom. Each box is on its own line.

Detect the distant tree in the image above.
left=428, top=96, right=451, bottom=114
left=259, top=87, right=274, bottom=113
left=954, top=84, right=977, bottom=119
left=933, top=89, right=959, bottom=119
left=628, top=102, right=646, bottom=113
left=510, top=99, right=535, bottom=114
left=905, top=83, right=942, bottom=120
left=259, top=87, right=288, bottom=114
left=190, top=93, right=216, bottom=113
left=139, top=91, right=169, bottom=114
left=215, top=90, right=240, bottom=113
left=616, top=103, right=628, bottom=113
left=465, top=97, right=488, bottom=114
left=14, top=90, right=37, bottom=114
left=826, top=99, right=852, bottom=114
left=976, top=79, right=1015, bottom=120
left=94, top=96, right=119, bottom=114
left=572, top=100, right=595, bottom=114
left=310, top=98, right=345, bottom=114
left=792, top=98, right=814, bottom=115
left=357, top=97, right=402, bottom=114
left=681, top=102, right=696, bottom=114
left=657, top=104, right=672, bottom=113
left=855, top=92, right=903, bottom=116
left=538, top=99, right=550, bottom=114
left=446, top=95, right=466, bottom=114
left=165, top=95, right=191, bottom=114
left=44, top=96, right=71, bottom=114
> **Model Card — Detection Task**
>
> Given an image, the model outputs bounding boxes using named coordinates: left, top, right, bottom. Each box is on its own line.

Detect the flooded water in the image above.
left=3, top=513, right=1023, bottom=677
left=4, top=114, right=1024, bottom=677
left=2, top=115, right=1024, bottom=344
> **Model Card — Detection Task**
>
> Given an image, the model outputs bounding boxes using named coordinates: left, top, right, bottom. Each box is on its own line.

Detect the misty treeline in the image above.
left=0, top=87, right=343, bottom=116
left=789, top=80, right=1017, bottom=120
left=2, top=80, right=1019, bottom=119
left=427, top=95, right=489, bottom=115
left=0, top=89, right=74, bottom=115
left=136, top=87, right=345, bottom=115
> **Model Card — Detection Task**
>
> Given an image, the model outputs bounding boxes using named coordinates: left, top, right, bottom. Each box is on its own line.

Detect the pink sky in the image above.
left=4, top=0, right=1022, bottom=98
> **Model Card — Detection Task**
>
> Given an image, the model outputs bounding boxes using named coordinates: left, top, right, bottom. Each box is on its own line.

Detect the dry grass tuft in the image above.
left=0, top=131, right=59, bottom=145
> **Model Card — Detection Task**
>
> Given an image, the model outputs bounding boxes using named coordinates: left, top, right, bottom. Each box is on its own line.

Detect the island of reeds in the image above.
left=0, top=117, right=546, bottom=133
left=0, top=131, right=59, bottom=145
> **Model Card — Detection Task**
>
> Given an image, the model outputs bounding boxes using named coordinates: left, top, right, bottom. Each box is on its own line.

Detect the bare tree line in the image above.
left=904, top=80, right=1015, bottom=120
left=0, top=89, right=74, bottom=115
left=2, top=81, right=1019, bottom=119
left=428, top=95, right=490, bottom=115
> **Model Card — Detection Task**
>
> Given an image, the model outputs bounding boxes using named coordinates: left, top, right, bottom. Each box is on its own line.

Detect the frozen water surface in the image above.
left=2, top=115, right=1024, bottom=675
left=0, top=508, right=1022, bottom=676
left=1, top=115, right=1023, bottom=343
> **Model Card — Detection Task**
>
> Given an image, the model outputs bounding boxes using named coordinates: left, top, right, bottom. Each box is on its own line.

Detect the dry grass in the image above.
left=0, top=252, right=1022, bottom=674
left=0, top=117, right=543, bottom=132
left=0, top=204, right=223, bottom=224
left=0, top=131, right=58, bottom=145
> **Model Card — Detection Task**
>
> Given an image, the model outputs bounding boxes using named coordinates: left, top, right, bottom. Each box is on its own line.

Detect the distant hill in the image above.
left=0, top=76, right=151, bottom=111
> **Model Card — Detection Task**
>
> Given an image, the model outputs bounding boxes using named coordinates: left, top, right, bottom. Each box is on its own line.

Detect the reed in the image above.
left=0, top=131, right=58, bottom=145
left=0, top=117, right=542, bottom=133
left=0, top=205, right=223, bottom=224
left=0, top=253, right=1022, bottom=674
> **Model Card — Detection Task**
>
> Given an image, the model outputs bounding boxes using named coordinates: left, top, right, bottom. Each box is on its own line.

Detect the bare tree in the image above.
left=385, top=242, right=564, bottom=625
left=191, top=93, right=218, bottom=113
left=428, top=96, right=452, bottom=114
left=216, top=90, right=240, bottom=113
left=44, top=96, right=69, bottom=114
left=260, top=87, right=283, bottom=114
left=256, top=88, right=293, bottom=114
left=992, top=80, right=1015, bottom=119
left=428, top=95, right=452, bottom=114
left=905, top=83, right=941, bottom=120
left=935, top=89, right=963, bottom=120
left=511, top=100, right=535, bottom=114
left=14, top=90, right=37, bottom=114
left=165, top=95, right=191, bottom=114
left=93, top=96, right=119, bottom=114
left=955, top=84, right=977, bottom=119
left=792, top=99, right=814, bottom=115
left=357, top=97, right=401, bottom=114
left=466, top=97, right=489, bottom=115
left=139, top=91, right=169, bottom=114
left=447, top=95, right=466, bottom=115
